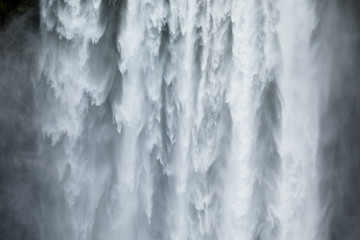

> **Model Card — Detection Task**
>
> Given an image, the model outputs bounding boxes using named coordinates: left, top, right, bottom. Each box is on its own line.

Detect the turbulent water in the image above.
left=1, top=0, right=360, bottom=240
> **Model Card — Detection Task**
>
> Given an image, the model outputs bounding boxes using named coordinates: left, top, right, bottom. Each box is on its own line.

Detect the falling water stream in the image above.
left=1, top=0, right=360, bottom=240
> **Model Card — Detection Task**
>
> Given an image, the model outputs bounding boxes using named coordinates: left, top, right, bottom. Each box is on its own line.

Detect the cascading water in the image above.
left=1, top=0, right=360, bottom=240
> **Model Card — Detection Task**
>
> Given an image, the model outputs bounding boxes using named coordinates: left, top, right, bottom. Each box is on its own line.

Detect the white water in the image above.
left=36, top=0, right=321, bottom=239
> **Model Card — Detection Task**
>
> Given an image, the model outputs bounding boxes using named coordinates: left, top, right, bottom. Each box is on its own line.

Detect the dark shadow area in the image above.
left=316, top=1, right=360, bottom=239
left=0, top=8, right=41, bottom=240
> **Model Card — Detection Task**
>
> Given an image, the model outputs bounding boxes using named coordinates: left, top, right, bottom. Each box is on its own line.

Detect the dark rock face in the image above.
left=0, top=0, right=38, bottom=28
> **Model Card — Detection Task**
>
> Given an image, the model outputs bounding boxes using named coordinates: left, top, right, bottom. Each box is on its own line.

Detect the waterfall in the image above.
left=1, top=0, right=360, bottom=240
